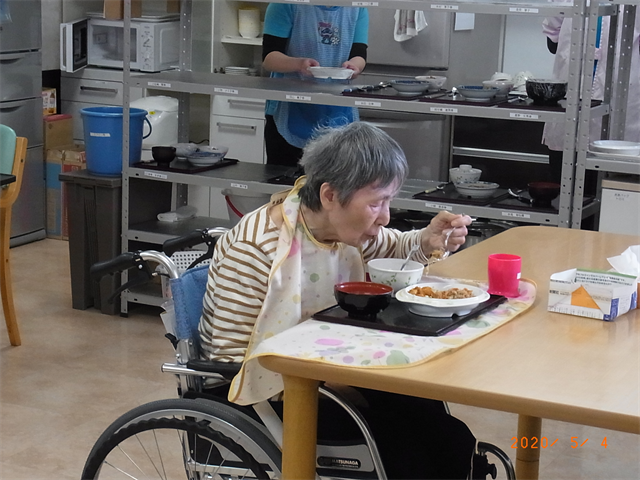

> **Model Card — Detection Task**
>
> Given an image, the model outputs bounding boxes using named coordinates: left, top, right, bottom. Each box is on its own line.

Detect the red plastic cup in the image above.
left=487, top=254, right=522, bottom=298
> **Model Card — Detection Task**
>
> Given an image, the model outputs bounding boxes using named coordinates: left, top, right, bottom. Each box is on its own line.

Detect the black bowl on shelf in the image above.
left=334, top=282, right=393, bottom=320
left=152, top=146, right=177, bottom=166
left=528, top=181, right=561, bottom=207
left=525, top=79, right=567, bottom=106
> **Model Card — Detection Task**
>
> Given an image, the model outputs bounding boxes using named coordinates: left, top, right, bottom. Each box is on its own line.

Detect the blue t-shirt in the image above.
left=264, top=5, right=369, bottom=148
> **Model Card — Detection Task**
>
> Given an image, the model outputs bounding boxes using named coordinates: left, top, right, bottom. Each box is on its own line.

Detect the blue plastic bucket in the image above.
left=80, top=107, right=151, bottom=176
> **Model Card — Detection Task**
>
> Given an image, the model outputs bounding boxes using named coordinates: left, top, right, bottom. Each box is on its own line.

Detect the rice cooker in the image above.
left=130, top=96, right=179, bottom=149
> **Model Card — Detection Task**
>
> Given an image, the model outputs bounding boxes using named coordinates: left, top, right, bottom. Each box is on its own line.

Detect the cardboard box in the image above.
left=44, top=114, right=73, bottom=151
left=548, top=268, right=638, bottom=321
left=46, top=145, right=87, bottom=239
left=42, top=88, right=57, bottom=116
left=103, top=0, right=142, bottom=19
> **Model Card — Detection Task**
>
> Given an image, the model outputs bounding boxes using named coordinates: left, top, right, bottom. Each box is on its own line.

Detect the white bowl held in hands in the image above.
left=454, top=181, right=500, bottom=198
left=396, top=283, right=490, bottom=317
left=450, top=164, right=482, bottom=183
left=367, top=258, right=424, bottom=294
left=309, top=67, right=354, bottom=80
left=590, top=140, right=640, bottom=156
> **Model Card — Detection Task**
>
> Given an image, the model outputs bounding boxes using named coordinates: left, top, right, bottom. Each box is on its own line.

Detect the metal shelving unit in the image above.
left=571, top=1, right=640, bottom=227
left=118, top=0, right=599, bottom=311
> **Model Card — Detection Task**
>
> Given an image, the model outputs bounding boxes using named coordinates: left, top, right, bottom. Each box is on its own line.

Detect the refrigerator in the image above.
left=0, top=0, right=45, bottom=246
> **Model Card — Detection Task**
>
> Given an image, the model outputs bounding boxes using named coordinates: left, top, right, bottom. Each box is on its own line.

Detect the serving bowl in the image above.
left=528, top=181, right=561, bottom=205
left=414, top=75, right=447, bottom=91
left=390, top=79, right=430, bottom=96
left=482, top=79, right=514, bottom=97
left=309, top=67, right=354, bottom=80
left=456, top=85, right=499, bottom=101
left=454, top=181, right=500, bottom=199
left=450, top=164, right=482, bottom=184
left=151, top=146, right=176, bottom=165
left=187, top=145, right=229, bottom=166
left=525, top=79, right=567, bottom=105
left=590, top=140, right=640, bottom=156
left=174, top=143, right=199, bottom=157
left=367, top=258, right=424, bottom=294
left=334, top=281, right=393, bottom=319
left=396, top=283, right=490, bottom=317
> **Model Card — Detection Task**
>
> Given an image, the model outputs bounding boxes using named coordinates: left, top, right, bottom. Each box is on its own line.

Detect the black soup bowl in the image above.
left=525, top=79, right=567, bottom=106
left=334, top=282, right=393, bottom=320
left=152, top=146, right=177, bottom=166
left=528, top=181, right=561, bottom=207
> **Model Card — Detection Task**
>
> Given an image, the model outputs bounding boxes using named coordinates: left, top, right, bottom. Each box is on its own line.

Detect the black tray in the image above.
left=419, top=93, right=510, bottom=107
left=412, top=183, right=511, bottom=206
left=341, top=88, right=447, bottom=101
left=497, top=98, right=602, bottom=111
left=1, top=173, right=16, bottom=186
left=313, top=295, right=507, bottom=337
left=132, top=157, right=239, bottom=174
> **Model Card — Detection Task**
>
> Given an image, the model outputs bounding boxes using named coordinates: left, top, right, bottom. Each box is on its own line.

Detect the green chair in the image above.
left=1, top=124, right=28, bottom=346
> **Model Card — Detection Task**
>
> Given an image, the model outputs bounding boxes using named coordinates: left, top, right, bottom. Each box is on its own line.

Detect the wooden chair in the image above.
left=0, top=124, right=28, bottom=346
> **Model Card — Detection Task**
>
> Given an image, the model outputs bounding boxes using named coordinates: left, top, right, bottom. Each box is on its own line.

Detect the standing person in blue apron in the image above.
left=262, top=4, right=369, bottom=166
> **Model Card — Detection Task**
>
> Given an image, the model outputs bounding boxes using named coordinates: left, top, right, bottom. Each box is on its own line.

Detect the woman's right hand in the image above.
left=299, top=57, right=320, bottom=76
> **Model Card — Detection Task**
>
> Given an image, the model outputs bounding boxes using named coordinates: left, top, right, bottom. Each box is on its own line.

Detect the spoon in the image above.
left=400, top=243, right=420, bottom=271
left=427, top=228, right=454, bottom=265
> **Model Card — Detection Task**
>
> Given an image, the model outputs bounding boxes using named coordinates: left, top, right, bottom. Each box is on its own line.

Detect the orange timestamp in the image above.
left=511, top=436, right=610, bottom=449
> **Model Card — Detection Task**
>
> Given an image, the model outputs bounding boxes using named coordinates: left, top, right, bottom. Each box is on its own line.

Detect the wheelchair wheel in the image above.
left=82, top=398, right=282, bottom=480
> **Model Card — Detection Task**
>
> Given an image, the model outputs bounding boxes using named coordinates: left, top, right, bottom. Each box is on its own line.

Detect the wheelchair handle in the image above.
left=90, top=251, right=181, bottom=281
left=162, top=227, right=229, bottom=257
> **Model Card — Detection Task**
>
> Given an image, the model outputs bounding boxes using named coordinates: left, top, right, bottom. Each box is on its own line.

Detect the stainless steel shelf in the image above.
left=586, top=155, right=640, bottom=175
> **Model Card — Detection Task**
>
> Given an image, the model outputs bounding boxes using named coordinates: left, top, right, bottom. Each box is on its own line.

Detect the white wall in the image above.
left=503, top=15, right=556, bottom=79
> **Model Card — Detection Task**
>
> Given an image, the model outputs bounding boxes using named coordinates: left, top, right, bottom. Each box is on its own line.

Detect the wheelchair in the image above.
left=81, top=227, right=516, bottom=480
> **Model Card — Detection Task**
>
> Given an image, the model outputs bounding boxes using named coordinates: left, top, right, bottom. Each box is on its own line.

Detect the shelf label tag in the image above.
left=430, top=106, right=458, bottom=113
left=424, top=202, right=453, bottom=211
left=148, top=81, right=171, bottom=88
left=144, top=171, right=168, bottom=179
left=230, top=183, right=248, bottom=190
left=509, top=7, right=539, bottom=13
left=352, top=2, right=378, bottom=6
left=355, top=100, right=382, bottom=107
left=286, top=94, right=311, bottom=101
left=432, top=4, right=459, bottom=10
left=502, top=211, right=531, bottom=219
left=215, top=87, right=238, bottom=95
left=510, top=112, right=539, bottom=120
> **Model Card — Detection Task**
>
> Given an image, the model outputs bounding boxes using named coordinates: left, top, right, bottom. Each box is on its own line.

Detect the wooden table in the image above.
left=259, top=226, right=640, bottom=480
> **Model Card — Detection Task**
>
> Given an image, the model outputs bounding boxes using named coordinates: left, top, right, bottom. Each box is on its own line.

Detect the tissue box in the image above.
left=548, top=268, right=638, bottom=321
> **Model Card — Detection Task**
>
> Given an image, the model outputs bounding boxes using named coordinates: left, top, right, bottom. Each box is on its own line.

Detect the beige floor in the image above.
left=0, top=238, right=638, bottom=479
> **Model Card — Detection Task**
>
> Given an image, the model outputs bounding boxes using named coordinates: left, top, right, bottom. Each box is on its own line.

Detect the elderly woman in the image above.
left=198, top=121, right=475, bottom=479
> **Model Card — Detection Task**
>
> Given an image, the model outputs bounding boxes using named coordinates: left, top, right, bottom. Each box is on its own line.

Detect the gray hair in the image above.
left=299, top=122, right=408, bottom=211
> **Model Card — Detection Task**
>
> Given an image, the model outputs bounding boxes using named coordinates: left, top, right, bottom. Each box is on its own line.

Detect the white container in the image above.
left=238, top=7, right=261, bottom=39
left=599, top=175, right=640, bottom=236
left=131, top=96, right=179, bottom=150
left=367, top=258, right=424, bottom=294
left=449, top=164, right=482, bottom=184
left=222, top=188, right=271, bottom=225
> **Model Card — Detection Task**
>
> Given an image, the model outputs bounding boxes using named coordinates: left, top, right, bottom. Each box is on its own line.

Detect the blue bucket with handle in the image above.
left=81, top=107, right=152, bottom=176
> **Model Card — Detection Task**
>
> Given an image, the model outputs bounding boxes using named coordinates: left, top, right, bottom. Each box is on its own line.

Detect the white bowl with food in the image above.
left=396, top=283, right=490, bottom=317
left=482, top=79, right=515, bottom=97
left=590, top=140, right=640, bottom=156
left=309, top=67, right=354, bottom=80
left=449, top=164, right=482, bottom=184
left=454, top=181, right=500, bottom=198
left=187, top=145, right=229, bottom=166
left=456, top=85, right=499, bottom=101
left=415, top=75, right=447, bottom=91
left=390, top=79, right=430, bottom=96
left=367, top=258, right=424, bottom=294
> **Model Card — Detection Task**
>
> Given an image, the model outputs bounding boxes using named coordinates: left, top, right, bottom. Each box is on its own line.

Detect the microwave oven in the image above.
left=60, top=16, right=180, bottom=73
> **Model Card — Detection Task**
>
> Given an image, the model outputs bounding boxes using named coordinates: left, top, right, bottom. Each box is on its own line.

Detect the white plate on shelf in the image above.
left=309, top=67, right=354, bottom=79
left=590, top=140, right=640, bottom=156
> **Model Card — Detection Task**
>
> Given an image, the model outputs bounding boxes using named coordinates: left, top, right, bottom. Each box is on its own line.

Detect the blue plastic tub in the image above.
left=80, top=107, right=150, bottom=176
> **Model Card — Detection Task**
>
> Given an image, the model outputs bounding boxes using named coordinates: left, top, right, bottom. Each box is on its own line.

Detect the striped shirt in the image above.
left=198, top=203, right=429, bottom=364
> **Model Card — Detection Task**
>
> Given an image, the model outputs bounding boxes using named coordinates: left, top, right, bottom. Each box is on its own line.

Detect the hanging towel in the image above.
left=394, top=10, right=427, bottom=42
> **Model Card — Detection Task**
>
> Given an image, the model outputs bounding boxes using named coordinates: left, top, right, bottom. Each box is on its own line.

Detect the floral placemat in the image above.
left=250, top=278, right=536, bottom=368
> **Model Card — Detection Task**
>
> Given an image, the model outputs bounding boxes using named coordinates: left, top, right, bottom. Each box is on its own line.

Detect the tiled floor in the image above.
left=1, top=238, right=638, bottom=479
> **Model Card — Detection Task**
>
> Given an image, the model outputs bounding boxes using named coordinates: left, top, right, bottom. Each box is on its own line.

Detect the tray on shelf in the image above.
left=419, top=93, right=511, bottom=107
left=131, top=158, right=239, bottom=174
left=490, top=190, right=595, bottom=213
left=497, top=98, right=602, bottom=111
left=341, top=88, right=446, bottom=101
left=313, top=295, right=507, bottom=337
left=412, top=182, right=511, bottom=206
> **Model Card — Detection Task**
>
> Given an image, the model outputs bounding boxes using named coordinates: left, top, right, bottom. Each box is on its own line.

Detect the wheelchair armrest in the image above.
left=186, top=359, right=242, bottom=380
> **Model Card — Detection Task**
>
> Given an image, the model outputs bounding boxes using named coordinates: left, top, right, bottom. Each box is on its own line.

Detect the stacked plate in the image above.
left=590, top=140, right=640, bottom=159
left=225, top=66, right=250, bottom=76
